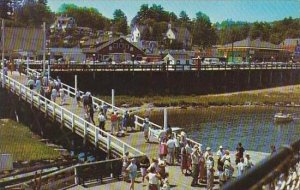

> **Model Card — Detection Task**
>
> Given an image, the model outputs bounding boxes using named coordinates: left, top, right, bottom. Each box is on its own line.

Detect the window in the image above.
left=126, top=44, right=130, bottom=49
left=130, top=47, right=133, bottom=52
left=113, top=43, right=118, bottom=48
left=109, top=46, right=112, bottom=51
left=186, top=60, right=189, bottom=65
left=119, top=43, right=124, bottom=49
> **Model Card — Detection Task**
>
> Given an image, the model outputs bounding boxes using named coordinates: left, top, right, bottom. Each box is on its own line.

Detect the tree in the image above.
left=192, top=11, right=217, bottom=48
left=14, top=1, right=54, bottom=26
left=58, top=4, right=111, bottom=30
left=179, top=11, right=190, bottom=22
left=113, top=9, right=128, bottom=34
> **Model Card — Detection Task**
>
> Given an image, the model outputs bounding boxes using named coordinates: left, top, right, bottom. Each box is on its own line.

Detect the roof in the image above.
left=0, top=27, right=44, bottom=52
left=221, top=38, right=282, bottom=49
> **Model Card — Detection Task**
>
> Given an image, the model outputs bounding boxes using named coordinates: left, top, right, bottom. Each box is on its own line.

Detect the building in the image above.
left=280, top=38, right=300, bottom=61
left=131, top=25, right=146, bottom=42
left=49, top=48, right=86, bottom=63
left=217, top=38, right=290, bottom=63
left=50, top=16, right=76, bottom=32
left=163, top=23, right=192, bottom=49
left=163, top=50, right=192, bottom=65
left=82, top=37, right=145, bottom=63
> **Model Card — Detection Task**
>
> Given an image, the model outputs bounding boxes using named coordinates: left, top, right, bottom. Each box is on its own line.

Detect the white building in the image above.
left=50, top=16, right=76, bottom=32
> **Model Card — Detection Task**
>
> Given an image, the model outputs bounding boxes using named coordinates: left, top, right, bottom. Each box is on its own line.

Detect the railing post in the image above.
left=164, top=108, right=168, bottom=130
left=95, top=127, right=99, bottom=146
left=53, top=104, right=56, bottom=119
left=74, top=167, right=78, bottom=185
left=13, top=80, right=16, bottom=92
left=30, top=91, right=33, bottom=107
left=134, top=115, right=138, bottom=130
left=111, top=89, right=115, bottom=112
left=83, top=122, right=87, bottom=145
left=123, top=144, right=127, bottom=156
left=61, top=108, right=64, bottom=124
left=67, top=86, right=70, bottom=96
left=45, top=99, right=48, bottom=116
left=38, top=95, right=41, bottom=109
left=107, top=135, right=111, bottom=151
left=71, top=114, right=75, bottom=132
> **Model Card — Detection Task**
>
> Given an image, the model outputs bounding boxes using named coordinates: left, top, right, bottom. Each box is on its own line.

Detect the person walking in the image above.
left=223, top=160, right=234, bottom=184
left=110, top=112, right=118, bottom=135
left=143, top=117, right=150, bottom=142
left=51, top=88, right=57, bottom=102
left=122, top=152, right=130, bottom=181
left=89, top=105, right=95, bottom=125
left=75, top=90, right=81, bottom=107
left=35, top=78, right=42, bottom=94
left=198, top=151, right=206, bottom=183
left=244, top=153, right=254, bottom=171
left=191, top=145, right=201, bottom=187
left=181, top=145, right=189, bottom=175
left=236, top=142, right=245, bottom=164
left=206, top=155, right=215, bottom=190
left=59, top=88, right=65, bottom=106
left=237, top=158, right=245, bottom=177
left=98, top=111, right=106, bottom=132
left=217, top=145, right=225, bottom=158
left=122, top=111, right=129, bottom=131
left=146, top=166, right=161, bottom=190
left=166, top=135, right=175, bottom=165
left=140, top=156, right=150, bottom=183
left=126, top=158, right=138, bottom=190
left=160, top=139, right=168, bottom=160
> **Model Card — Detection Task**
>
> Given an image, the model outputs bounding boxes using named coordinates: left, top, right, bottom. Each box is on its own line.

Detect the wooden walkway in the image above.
left=3, top=71, right=268, bottom=189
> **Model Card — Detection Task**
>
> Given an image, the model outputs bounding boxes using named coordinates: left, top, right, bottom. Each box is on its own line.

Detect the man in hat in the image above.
left=204, top=147, right=212, bottom=161
left=191, top=145, right=201, bottom=187
left=217, top=145, right=225, bottom=158
left=221, top=150, right=231, bottom=163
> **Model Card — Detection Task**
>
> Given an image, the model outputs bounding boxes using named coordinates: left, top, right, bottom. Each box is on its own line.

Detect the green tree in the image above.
left=179, top=11, right=190, bottom=22
left=58, top=4, right=111, bottom=30
left=192, top=11, right=217, bottom=48
left=113, top=9, right=128, bottom=35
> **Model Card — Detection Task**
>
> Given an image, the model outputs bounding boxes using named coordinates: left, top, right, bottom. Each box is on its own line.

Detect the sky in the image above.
left=47, top=0, right=300, bottom=23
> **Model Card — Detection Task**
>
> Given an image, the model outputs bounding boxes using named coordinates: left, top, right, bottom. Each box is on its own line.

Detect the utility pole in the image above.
left=43, top=22, right=46, bottom=73
left=2, top=19, right=5, bottom=88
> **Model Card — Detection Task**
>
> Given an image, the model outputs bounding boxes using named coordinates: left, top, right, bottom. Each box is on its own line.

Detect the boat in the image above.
left=274, top=113, right=293, bottom=123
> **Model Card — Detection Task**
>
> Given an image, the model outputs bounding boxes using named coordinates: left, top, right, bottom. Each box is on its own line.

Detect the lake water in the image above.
left=189, top=113, right=300, bottom=153
left=151, top=107, right=300, bottom=153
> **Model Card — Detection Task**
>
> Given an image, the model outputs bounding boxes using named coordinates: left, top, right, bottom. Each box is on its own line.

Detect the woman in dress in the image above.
left=181, top=146, right=189, bottom=175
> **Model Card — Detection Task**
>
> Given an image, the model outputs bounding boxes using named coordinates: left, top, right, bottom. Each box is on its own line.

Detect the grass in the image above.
left=97, top=85, right=300, bottom=107
left=138, top=106, right=282, bottom=126
left=0, top=119, right=60, bottom=162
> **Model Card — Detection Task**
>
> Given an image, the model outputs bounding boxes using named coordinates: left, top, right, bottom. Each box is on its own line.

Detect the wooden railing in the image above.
left=5, top=158, right=127, bottom=190
left=26, top=62, right=300, bottom=72
left=0, top=70, right=145, bottom=158
left=26, top=68, right=202, bottom=149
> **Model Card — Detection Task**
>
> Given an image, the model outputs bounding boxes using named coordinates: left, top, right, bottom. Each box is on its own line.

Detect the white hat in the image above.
left=206, top=147, right=211, bottom=151
left=145, top=118, right=149, bottom=122
left=219, top=145, right=223, bottom=149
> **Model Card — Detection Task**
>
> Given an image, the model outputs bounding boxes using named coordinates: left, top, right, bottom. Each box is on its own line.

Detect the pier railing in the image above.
left=26, top=68, right=202, bottom=148
left=5, top=158, right=127, bottom=190
left=223, top=139, right=300, bottom=190
left=0, top=70, right=144, bottom=158
left=26, top=62, right=300, bottom=72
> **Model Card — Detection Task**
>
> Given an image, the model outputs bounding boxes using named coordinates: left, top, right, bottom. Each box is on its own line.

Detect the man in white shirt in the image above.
left=237, top=158, right=245, bottom=177
left=217, top=145, right=225, bottom=159
left=244, top=153, right=254, bottom=171
left=98, top=112, right=106, bottom=132
left=191, top=145, right=201, bottom=187
left=166, top=136, right=175, bottom=165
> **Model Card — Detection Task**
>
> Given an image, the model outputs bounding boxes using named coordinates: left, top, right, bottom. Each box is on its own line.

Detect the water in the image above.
left=188, top=112, right=300, bottom=153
